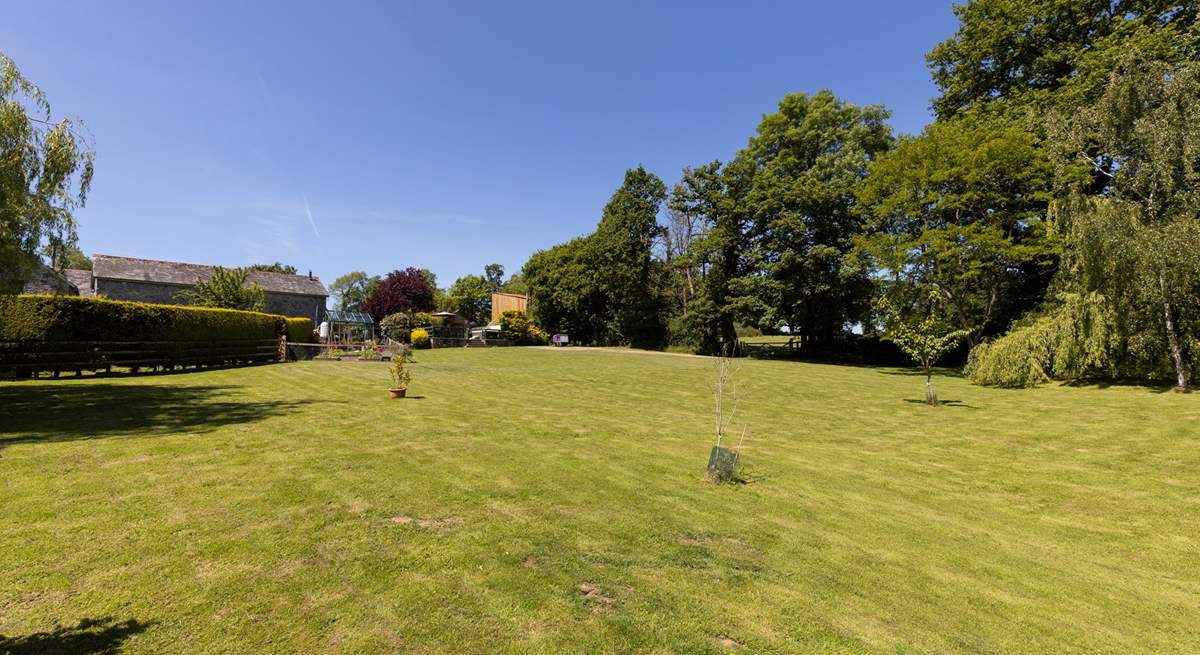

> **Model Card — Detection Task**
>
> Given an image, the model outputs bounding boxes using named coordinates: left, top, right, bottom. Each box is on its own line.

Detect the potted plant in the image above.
left=388, top=348, right=413, bottom=398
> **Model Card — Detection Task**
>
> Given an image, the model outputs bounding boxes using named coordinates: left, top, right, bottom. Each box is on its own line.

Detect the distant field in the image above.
left=2, top=348, right=1198, bottom=653
left=738, top=334, right=794, bottom=344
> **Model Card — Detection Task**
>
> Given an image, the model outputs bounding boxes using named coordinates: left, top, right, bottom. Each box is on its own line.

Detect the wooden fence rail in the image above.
left=0, top=337, right=284, bottom=379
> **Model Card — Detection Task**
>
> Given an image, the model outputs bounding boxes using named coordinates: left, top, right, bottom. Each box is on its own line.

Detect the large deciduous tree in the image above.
left=524, top=166, right=669, bottom=348
left=1048, top=54, right=1200, bottom=392
left=329, top=271, right=381, bottom=312
left=0, top=52, right=95, bottom=293
left=927, top=0, right=1198, bottom=119
left=362, top=267, right=434, bottom=321
left=447, top=273, right=493, bottom=326
left=731, top=90, right=893, bottom=337
left=856, top=113, right=1056, bottom=346
left=665, top=160, right=750, bottom=355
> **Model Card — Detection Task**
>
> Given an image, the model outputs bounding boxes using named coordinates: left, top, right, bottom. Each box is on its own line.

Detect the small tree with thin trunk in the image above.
left=880, top=298, right=971, bottom=406
left=707, top=342, right=746, bottom=481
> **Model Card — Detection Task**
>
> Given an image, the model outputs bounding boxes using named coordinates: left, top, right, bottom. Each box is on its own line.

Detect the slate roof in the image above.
left=22, top=264, right=78, bottom=295
left=64, top=269, right=95, bottom=296
left=92, top=255, right=327, bottom=297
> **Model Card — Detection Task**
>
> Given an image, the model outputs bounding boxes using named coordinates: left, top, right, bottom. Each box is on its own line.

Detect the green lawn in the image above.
left=2, top=348, right=1198, bottom=654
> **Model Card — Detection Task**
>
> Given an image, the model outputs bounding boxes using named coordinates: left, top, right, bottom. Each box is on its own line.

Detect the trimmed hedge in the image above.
left=0, top=295, right=288, bottom=376
left=0, top=295, right=286, bottom=342
left=285, top=317, right=313, bottom=343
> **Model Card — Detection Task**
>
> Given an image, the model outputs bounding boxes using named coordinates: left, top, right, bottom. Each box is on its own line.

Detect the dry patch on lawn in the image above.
left=388, top=515, right=464, bottom=529
left=576, top=582, right=615, bottom=610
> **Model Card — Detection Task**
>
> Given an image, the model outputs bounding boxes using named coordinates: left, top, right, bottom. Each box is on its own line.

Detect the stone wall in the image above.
left=95, top=278, right=325, bottom=322
left=96, top=279, right=189, bottom=305
left=265, top=292, right=326, bottom=323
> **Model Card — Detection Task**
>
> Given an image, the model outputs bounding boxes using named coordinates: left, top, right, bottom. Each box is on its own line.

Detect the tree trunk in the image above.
left=924, top=364, right=938, bottom=407
left=1158, top=272, right=1189, bottom=393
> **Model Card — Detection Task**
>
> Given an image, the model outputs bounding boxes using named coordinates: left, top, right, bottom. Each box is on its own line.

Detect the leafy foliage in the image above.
left=329, top=271, right=381, bottom=312
left=247, top=262, right=298, bottom=274
left=1030, top=54, right=1200, bottom=390
left=285, top=317, right=313, bottom=343
left=484, top=263, right=504, bottom=291
left=0, top=294, right=284, bottom=343
left=49, top=243, right=91, bottom=271
left=879, top=297, right=972, bottom=406
left=177, top=266, right=266, bottom=312
left=0, top=51, right=95, bottom=293
left=447, top=273, right=492, bottom=326
left=926, top=0, right=1199, bottom=119
left=388, top=347, right=413, bottom=389
left=523, top=167, right=668, bottom=348
left=731, top=91, right=893, bottom=337
left=362, top=268, right=434, bottom=321
left=379, top=312, right=411, bottom=342
left=410, top=327, right=431, bottom=349
left=498, top=310, right=547, bottom=345
left=856, top=113, right=1056, bottom=344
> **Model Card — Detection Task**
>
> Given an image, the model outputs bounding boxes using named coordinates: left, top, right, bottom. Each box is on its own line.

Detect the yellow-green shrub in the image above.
left=410, top=327, right=431, bottom=349
left=285, top=317, right=313, bottom=343
left=0, top=295, right=292, bottom=375
left=0, top=295, right=286, bottom=342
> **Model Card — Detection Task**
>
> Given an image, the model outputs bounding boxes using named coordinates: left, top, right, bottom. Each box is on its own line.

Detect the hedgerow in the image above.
left=285, top=317, right=313, bottom=343
left=0, top=295, right=291, bottom=376
left=0, top=295, right=285, bottom=342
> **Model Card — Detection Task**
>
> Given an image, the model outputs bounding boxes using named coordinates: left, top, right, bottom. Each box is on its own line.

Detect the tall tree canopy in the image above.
left=329, top=271, right=380, bottom=312
left=483, top=263, right=505, bottom=291
left=524, top=167, right=668, bottom=347
left=447, top=273, right=493, bottom=326
left=247, top=262, right=298, bottom=274
left=362, top=267, right=434, bottom=321
left=1049, top=54, right=1200, bottom=391
left=928, top=0, right=1199, bottom=118
left=856, top=113, right=1056, bottom=345
left=731, top=90, right=893, bottom=336
left=0, top=52, right=95, bottom=293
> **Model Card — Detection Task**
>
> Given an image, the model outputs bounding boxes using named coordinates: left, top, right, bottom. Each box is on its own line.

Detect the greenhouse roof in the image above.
left=325, top=310, right=374, bottom=324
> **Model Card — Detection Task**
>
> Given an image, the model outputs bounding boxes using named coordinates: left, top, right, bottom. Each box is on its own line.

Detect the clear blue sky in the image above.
left=4, top=1, right=960, bottom=290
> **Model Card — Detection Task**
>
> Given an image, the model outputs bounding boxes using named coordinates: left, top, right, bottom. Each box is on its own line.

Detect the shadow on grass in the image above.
left=877, top=367, right=965, bottom=379
left=0, top=384, right=323, bottom=446
left=0, top=617, right=153, bottom=654
left=902, top=398, right=978, bottom=409
left=1062, top=378, right=1181, bottom=394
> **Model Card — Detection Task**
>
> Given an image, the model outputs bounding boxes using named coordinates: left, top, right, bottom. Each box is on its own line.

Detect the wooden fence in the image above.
left=0, top=337, right=284, bottom=379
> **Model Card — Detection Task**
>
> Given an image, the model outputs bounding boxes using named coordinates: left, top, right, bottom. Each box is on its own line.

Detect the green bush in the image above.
left=410, top=327, right=431, bottom=349
left=497, top=310, right=547, bottom=345
left=0, top=295, right=285, bottom=342
left=412, top=312, right=433, bottom=327
left=379, top=312, right=411, bottom=342
left=285, top=317, right=313, bottom=343
left=0, top=295, right=289, bottom=375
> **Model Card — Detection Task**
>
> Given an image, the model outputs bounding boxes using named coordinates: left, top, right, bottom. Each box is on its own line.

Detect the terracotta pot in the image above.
left=388, top=388, right=407, bottom=398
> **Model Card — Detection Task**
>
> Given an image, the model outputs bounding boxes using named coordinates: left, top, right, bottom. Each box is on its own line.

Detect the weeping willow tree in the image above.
left=968, top=53, right=1200, bottom=391
left=0, top=52, right=95, bottom=293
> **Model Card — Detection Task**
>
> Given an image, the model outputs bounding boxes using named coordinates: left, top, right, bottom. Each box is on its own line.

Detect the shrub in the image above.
left=177, top=266, right=266, bottom=311
left=498, top=310, right=547, bottom=345
left=379, top=312, right=411, bottom=342
left=285, top=317, right=313, bottom=343
left=389, top=346, right=413, bottom=389
left=0, top=295, right=285, bottom=342
left=0, top=295, right=289, bottom=374
left=410, top=327, right=431, bottom=349
left=412, top=312, right=433, bottom=327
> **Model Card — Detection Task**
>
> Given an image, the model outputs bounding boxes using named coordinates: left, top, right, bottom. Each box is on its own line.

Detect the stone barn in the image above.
left=67, top=255, right=327, bottom=323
